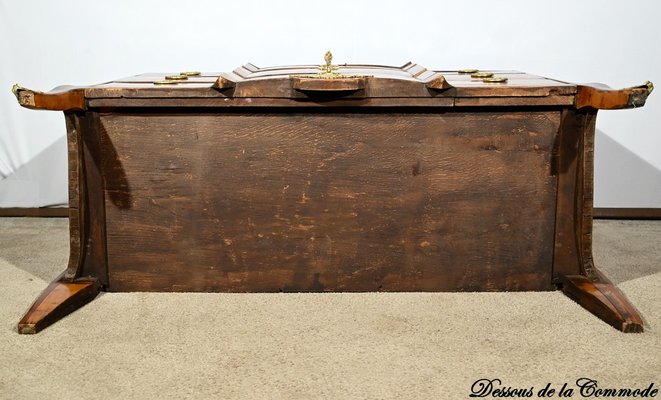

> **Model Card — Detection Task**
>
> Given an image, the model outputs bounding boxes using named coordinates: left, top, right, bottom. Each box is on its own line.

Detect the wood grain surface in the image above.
left=17, top=273, right=100, bottom=334
left=99, top=110, right=559, bottom=292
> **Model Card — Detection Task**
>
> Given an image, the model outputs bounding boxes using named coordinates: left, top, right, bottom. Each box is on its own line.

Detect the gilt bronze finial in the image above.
left=316, top=50, right=343, bottom=79
left=290, top=51, right=367, bottom=81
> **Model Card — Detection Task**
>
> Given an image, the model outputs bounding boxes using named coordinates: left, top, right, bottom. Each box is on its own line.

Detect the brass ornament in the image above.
left=644, top=81, right=654, bottom=94
left=483, top=77, right=508, bottom=83
left=153, top=80, right=179, bottom=85
left=292, top=51, right=366, bottom=80
left=11, top=83, right=26, bottom=100
left=317, top=50, right=341, bottom=78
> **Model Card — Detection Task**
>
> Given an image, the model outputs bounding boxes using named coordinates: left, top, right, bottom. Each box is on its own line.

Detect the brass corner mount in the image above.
left=11, top=83, right=26, bottom=100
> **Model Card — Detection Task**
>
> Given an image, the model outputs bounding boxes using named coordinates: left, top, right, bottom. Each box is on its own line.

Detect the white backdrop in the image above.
left=1, top=0, right=659, bottom=208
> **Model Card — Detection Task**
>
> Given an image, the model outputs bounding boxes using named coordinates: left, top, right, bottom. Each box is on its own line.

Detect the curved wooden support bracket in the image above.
left=11, top=84, right=86, bottom=111
left=562, top=269, right=643, bottom=333
left=18, top=273, right=101, bottom=334
left=576, top=81, right=653, bottom=110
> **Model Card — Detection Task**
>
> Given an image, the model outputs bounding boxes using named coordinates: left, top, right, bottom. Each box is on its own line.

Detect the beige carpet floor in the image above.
left=0, top=218, right=659, bottom=399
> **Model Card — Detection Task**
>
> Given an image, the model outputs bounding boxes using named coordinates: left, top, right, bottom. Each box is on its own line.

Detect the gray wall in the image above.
left=1, top=0, right=659, bottom=207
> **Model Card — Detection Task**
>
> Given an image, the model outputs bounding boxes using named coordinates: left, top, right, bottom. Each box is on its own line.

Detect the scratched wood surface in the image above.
left=98, top=110, right=559, bottom=292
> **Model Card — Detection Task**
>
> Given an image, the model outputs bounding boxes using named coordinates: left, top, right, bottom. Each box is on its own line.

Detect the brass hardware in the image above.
left=291, top=51, right=366, bottom=80
left=18, top=324, right=36, bottom=334
left=180, top=71, right=201, bottom=76
left=153, top=80, right=179, bottom=85
left=645, top=81, right=654, bottom=94
left=165, top=75, right=188, bottom=81
left=629, top=81, right=654, bottom=108
left=11, top=83, right=35, bottom=106
left=471, top=72, right=494, bottom=78
left=318, top=50, right=341, bottom=78
left=483, top=77, right=508, bottom=83
left=11, top=83, right=25, bottom=100
left=458, top=69, right=478, bottom=74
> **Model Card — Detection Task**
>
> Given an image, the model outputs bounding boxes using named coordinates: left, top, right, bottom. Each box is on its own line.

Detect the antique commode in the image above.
left=12, top=52, right=653, bottom=333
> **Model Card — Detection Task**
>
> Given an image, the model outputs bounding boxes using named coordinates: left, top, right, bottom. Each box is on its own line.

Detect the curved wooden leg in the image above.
left=18, top=273, right=101, bottom=334
left=562, top=269, right=643, bottom=333
left=553, top=109, right=644, bottom=332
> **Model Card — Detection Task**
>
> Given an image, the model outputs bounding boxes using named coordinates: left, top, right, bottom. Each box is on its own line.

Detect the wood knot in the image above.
left=411, top=161, right=421, bottom=176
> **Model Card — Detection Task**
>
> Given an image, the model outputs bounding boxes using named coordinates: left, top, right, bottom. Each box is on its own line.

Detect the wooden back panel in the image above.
left=99, top=109, right=559, bottom=292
